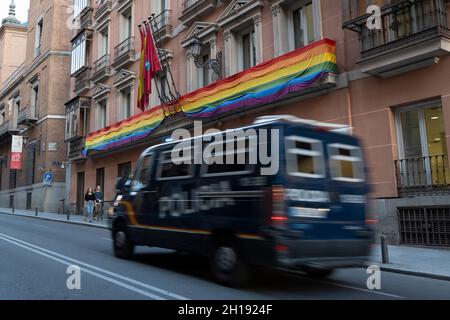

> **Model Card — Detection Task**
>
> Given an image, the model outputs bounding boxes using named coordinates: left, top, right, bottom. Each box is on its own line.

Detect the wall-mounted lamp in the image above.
left=189, top=35, right=223, bottom=79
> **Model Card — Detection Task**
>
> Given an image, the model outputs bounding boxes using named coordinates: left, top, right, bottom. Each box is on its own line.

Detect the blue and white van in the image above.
left=109, top=115, right=373, bottom=286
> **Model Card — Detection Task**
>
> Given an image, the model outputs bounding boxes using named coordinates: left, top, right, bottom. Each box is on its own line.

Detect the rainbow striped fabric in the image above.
left=83, top=39, right=336, bottom=155
left=181, top=38, right=337, bottom=118
left=83, top=105, right=165, bottom=155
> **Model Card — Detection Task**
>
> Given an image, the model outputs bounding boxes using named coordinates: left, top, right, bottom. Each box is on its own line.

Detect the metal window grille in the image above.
left=398, top=207, right=450, bottom=246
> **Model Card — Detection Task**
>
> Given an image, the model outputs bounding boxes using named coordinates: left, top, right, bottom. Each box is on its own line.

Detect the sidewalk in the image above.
left=1, top=206, right=449, bottom=281
left=0, top=207, right=108, bottom=229
left=369, top=244, right=450, bottom=281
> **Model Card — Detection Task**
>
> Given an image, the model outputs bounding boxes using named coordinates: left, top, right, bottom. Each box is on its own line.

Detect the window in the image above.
left=328, top=144, right=364, bottom=182
left=201, top=136, right=255, bottom=176
left=285, top=136, right=325, bottom=178
left=99, top=27, right=109, bottom=57
left=96, top=99, right=108, bottom=130
left=74, top=0, right=89, bottom=19
left=201, top=53, right=211, bottom=87
left=293, top=2, right=315, bottom=49
left=157, top=150, right=192, bottom=180
left=31, top=83, right=39, bottom=118
left=120, top=88, right=132, bottom=120
left=119, top=6, right=133, bottom=41
left=118, top=162, right=132, bottom=179
left=96, top=167, right=105, bottom=192
left=35, top=19, right=43, bottom=57
left=396, top=103, right=449, bottom=187
left=240, top=28, right=256, bottom=71
left=71, top=33, right=88, bottom=75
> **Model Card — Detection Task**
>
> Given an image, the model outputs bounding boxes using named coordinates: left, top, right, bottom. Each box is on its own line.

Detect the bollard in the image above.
left=381, top=234, right=389, bottom=264
left=67, top=209, right=70, bottom=221
left=35, top=208, right=38, bottom=217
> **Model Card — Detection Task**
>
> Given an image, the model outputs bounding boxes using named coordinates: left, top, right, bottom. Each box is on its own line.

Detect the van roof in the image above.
left=143, top=115, right=353, bottom=154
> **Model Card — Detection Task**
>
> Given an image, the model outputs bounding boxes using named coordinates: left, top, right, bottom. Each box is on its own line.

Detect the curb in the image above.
left=0, top=211, right=109, bottom=230
left=365, top=263, right=450, bottom=282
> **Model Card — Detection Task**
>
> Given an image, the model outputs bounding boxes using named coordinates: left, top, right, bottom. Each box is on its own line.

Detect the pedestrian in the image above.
left=94, top=185, right=104, bottom=221
left=84, top=187, right=95, bottom=223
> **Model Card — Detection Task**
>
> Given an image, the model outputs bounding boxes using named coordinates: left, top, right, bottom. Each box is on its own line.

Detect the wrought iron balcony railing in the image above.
left=179, top=0, right=218, bottom=24
left=93, top=54, right=110, bottom=73
left=360, top=0, right=450, bottom=58
left=74, top=68, right=91, bottom=94
left=94, top=0, right=112, bottom=21
left=182, top=0, right=203, bottom=12
left=395, top=154, right=450, bottom=196
left=155, top=9, right=172, bottom=30
left=114, top=37, right=134, bottom=59
left=68, top=136, right=86, bottom=161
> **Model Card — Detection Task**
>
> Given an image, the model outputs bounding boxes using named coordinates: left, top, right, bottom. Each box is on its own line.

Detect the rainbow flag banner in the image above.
left=83, top=39, right=336, bottom=155
left=181, top=38, right=336, bottom=118
left=83, top=105, right=165, bottom=155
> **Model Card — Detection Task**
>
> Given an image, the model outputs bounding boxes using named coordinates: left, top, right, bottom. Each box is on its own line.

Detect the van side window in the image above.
left=328, top=144, right=364, bottom=182
left=132, top=154, right=153, bottom=189
left=157, top=150, right=193, bottom=180
left=202, top=136, right=254, bottom=176
left=285, top=136, right=325, bottom=178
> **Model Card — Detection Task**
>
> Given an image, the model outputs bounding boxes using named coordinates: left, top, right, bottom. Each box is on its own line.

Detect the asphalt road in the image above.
left=0, top=213, right=449, bottom=300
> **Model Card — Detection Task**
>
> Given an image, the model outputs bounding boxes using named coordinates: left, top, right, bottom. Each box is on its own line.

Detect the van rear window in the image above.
left=328, top=144, right=364, bottom=182
left=201, top=137, right=254, bottom=176
left=285, top=136, right=325, bottom=178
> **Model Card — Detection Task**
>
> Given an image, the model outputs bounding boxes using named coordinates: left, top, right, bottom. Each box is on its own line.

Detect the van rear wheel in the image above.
left=113, top=223, right=134, bottom=259
left=210, top=243, right=249, bottom=287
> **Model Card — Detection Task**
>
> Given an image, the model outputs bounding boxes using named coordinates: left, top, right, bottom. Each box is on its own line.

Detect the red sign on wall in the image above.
left=10, top=152, right=22, bottom=170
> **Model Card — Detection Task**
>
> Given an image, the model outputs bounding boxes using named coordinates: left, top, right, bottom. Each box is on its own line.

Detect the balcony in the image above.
left=91, top=54, right=111, bottom=83
left=343, top=0, right=450, bottom=78
left=74, top=68, right=91, bottom=95
left=94, top=0, right=112, bottom=24
left=68, top=137, right=86, bottom=161
left=112, top=37, right=135, bottom=69
left=17, top=108, right=38, bottom=125
left=179, top=0, right=220, bottom=25
left=0, top=121, right=19, bottom=139
left=154, top=9, right=173, bottom=42
left=80, top=7, right=94, bottom=32
left=395, top=154, right=450, bottom=196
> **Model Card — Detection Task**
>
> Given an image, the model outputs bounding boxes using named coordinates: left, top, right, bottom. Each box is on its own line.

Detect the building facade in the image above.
left=0, top=0, right=72, bottom=213
left=67, top=0, right=450, bottom=246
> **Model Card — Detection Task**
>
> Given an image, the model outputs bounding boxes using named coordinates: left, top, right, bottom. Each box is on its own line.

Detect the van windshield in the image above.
left=328, top=143, right=365, bottom=182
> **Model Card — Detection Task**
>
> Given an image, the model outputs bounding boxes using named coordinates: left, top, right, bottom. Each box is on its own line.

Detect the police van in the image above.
left=109, top=115, right=373, bottom=286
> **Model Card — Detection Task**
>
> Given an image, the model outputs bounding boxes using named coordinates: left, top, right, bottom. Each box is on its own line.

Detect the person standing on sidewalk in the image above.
left=84, top=187, right=95, bottom=223
left=94, top=185, right=104, bottom=221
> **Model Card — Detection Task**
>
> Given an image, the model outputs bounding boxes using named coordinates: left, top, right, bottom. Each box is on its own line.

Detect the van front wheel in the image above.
left=113, top=223, right=134, bottom=259
left=210, top=244, right=249, bottom=287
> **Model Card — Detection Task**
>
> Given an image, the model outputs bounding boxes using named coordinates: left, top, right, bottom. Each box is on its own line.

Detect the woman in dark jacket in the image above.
left=84, top=187, right=95, bottom=223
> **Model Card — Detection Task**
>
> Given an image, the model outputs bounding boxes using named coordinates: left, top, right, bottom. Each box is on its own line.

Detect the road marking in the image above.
left=283, top=269, right=404, bottom=299
left=0, top=232, right=189, bottom=300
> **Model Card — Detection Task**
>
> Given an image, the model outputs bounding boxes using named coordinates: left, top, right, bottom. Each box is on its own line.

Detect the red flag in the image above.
left=137, top=25, right=148, bottom=112
left=145, top=23, right=162, bottom=96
